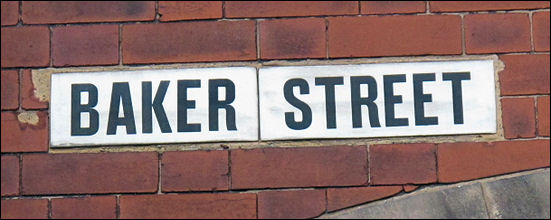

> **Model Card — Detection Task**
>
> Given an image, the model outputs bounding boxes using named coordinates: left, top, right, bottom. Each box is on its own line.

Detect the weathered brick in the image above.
left=1, top=199, right=48, bottom=219
left=260, top=18, right=325, bottom=59
left=258, top=190, right=325, bottom=219
left=537, top=96, right=550, bottom=136
left=329, top=15, right=461, bottom=58
left=533, top=11, right=550, bottom=52
left=1, top=155, right=19, bottom=196
left=438, top=140, right=550, bottom=183
left=21, top=70, right=48, bottom=109
left=499, top=54, right=550, bottom=95
left=370, top=143, right=437, bottom=185
left=231, top=146, right=367, bottom=189
left=430, top=1, right=550, bottom=12
left=226, top=1, right=358, bottom=18
left=22, top=152, right=158, bottom=195
left=22, top=1, right=155, bottom=24
left=403, top=185, right=419, bottom=193
left=1, top=26, right=49, bottom=68
left=465, top=13, right=530, bottom=54
left=1, top=111, right=48, bottom=153
left=159, top=1, right=222, bottom=21
left=162, top=150, right=228, bottom=192
left=51, top=196, right=116, bottom=219
left=1, top=70, right=18, bottom=110
left=327, top=186, right=402, bottom=212
left=120, top=193, right=256, bottom=219
left=361, top=1, right=425, bottom=14
left=501, top=98, right=536, bottom=139
left=1, top=1, right=18, bottom=26
left=122, top=21, right=256, bottom=64
left=52, top=24, right=119, bottom=67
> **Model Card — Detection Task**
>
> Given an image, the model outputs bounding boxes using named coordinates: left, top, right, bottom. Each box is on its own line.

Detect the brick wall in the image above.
left=1, top=1, right=549, bottom=219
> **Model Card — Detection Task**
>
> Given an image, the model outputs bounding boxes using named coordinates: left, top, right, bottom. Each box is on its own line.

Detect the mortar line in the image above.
left=528, top=11, right=535, bottom=53
left=18, top=1, right=23, bottom=26
left=460, top=14, right=466, bottom=55
left=358, top=1, right=361, bottom=15
left=256, top=20, right=261, bottom=60
left=325, top=17, right=329, bottom=59
left=49, top=26, right=53, bottom=67
left=155, top=1, right=159, bottom=22
left=118, top=24, right=123, bottom=66
left=18, top=154, right=23, bottom=197
left=479, top=182, right=493, bottom=218
left=222, top=1, right=226, bottom=18
left=18, top=69, right=22, bottom=111
left=425, top=1, right=431, bottom=14
left=48, top=198, right=52, bottom=219
left=157, top=152, right=163, bottom=194
left=116, top=195, right=120, bottom=219
left=534, top=96, right=539, bottom=136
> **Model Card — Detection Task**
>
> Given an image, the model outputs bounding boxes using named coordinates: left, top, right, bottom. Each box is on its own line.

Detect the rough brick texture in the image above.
left=22, top=1, right=155, bottom=24
left=361, top=1, right=425, bottom=14
left=430, top=1, right=550, bottom=12
left=1, top=111, right=49, bottom=153
left=258, top=190, right=326, bottom=219
left=538, top=96, right=550, bottom=137
left=329, top=15, right=461, bottom=58
left=1, top=26, right=50, bottom=68
left=501, top=98, right=536, bottom=139
left=52, top=25, right=119, bottom=67
left=327, top=186, right=403, bottom=212
left=260, top=18, right=326, bottom=59
left=162, top=150, right=228, bottom=192
left=123, top=21, right=256, bottom=64
left=370, top=143, right=437, bottom=185
left=231, top=146, right=367, bottom=189
left=1, top=70, right=18, bottom=110
left=533, top=11, right=550, bottom=52
left=120, top=194, right=257, bottom=219
left=1, top=156, right=19, bottom=196
left=499, top=54, right=550, bottom=96
left=438, top=140, right=550, bottom=183
left=51, top=196, right=117, bottom=219
left=22, top=152, right=158, bottom=195
left=465, top=13, right=531, bottom=54
left=1, top=1, right=18, bottom=26
left=226, top=1, right=358, bottom=18
left=159, top=1, right=222, bottom=21
left=21, top=70, right=48, bottom=109
left=1, top=199, right=48, bottom=219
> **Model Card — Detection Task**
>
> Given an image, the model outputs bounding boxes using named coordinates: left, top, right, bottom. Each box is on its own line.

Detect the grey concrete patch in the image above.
left=320, top=182, right=488, bottom=219
left=482, top=170, right=550, bottom=219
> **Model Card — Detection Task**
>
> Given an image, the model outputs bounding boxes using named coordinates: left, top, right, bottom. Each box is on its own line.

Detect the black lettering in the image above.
left=107, top=82, right=136, bottom=135
left=413, top=73, right=438, bottom=126
left=142, top=81, right=171, bottom=133
left=177, top=80, right=201, bottom=132
left=315, top=77, right=344, bottom=129
left=383, top=74, right=408, bottom=127
left=209, top=79, right=237, bottom=131
left=350, top=76, right=380, bottom=128
left=284, top=78, right=312, bottom=130
left=443, top=72, right=470, bottom=124
left=71, top=84, right=99, bottom=136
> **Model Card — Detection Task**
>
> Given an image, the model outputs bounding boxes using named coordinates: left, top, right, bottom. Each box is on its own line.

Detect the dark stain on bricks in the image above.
left=125, top=2, right=146, bottom=16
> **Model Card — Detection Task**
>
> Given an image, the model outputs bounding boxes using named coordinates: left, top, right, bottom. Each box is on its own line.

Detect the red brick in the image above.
left=21, top=70, right=48, bottom=109
left=52, top=25, right=119, bottom=67
left=438, top=140, right=550, bottom=183
left=162, top=150, right=228, bottom=192
left=538, top=96, right=550, bottom=136
left=327, top=186, right=402, bottom=212
left=403, top=184, right=419, bottom=193
left=1, top=155, right=19, bottom=196
left=533, top=11, right=550, bottom=52
left=329, top=15, right=461, bottom=58
left=260, top=18, right=326, bottom=59
left=430, top=1, right=549, bottom=12
left=226, top=1, right=358, bottom=18
left=258, top=190, right=325, bottom=219
left=22, top=1, right=155, bottom=24
left=120, top=193, right=256, bottom=219
left=501, top=98, right=536, bottom=139
left=231, top=146, right=367, bottom=189
left=159, top=1, right=222, bottom=21
left=1, top=70, right=18, bottom=110
left=1, top=1, right=18, bottom=26
left=122, top=21, right=256, bottom=64
left=465, top=13, right=530, bottom=54
left=1, top=111, right=48, bottom=153
left=370, top=143, right=436, bottom=185
left=499, top=54, right=550, bottom=95
left=361, top=1, right=425, bottom=14
left=1, top=26, right=49, bottom=68
left=1, top=199, right=48, bottom=219
left=22, top=152, right=158, bottom=195
left=51, top=196, right=116, bottom=219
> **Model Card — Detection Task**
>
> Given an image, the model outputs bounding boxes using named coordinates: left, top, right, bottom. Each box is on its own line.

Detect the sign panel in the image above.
left=259, top=60, right=496, bottom=140
left=51, top=67, right=258, bottom=147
